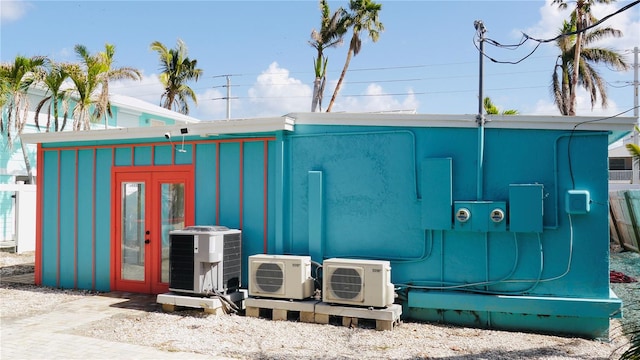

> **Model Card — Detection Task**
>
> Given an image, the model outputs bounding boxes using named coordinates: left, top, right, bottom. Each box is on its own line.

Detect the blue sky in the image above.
left=1, top=0, right=639, bottom=121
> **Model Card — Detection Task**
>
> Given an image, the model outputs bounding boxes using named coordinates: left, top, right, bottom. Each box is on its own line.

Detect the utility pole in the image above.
left=226, top=75, right=231, bottom=120
left=212, top=74, right=239, bottom=120
left=632, top=47, right=639, bottom=183
left=474, top=20, right=486, bottom=201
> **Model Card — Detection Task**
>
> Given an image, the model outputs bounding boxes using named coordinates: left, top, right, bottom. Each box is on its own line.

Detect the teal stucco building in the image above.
left=22, top=112, right=635, bottom=339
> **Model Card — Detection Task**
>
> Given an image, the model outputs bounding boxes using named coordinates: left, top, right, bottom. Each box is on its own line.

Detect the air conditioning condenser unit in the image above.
left=322, top=258, right=394, bottom=308
left=169, top=226, right=241, bottom=296
left=248, top=254, right=315, bottom=300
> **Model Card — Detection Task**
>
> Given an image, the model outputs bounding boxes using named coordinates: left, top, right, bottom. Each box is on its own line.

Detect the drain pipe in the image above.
left=474, top=20, right=487, bottom=201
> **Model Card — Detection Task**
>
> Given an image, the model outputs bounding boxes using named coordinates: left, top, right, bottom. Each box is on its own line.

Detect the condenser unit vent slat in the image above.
left=169, top=234, right=195, bottom=291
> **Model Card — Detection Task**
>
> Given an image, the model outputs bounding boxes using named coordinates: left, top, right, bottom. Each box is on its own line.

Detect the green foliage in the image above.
left=326, top=0, right=384, bottom=112
left=626, top=126, right=640, bottom=167
left=483, top=97, right=518, bottom=115
left=310, top=0, right=348, bottom=112
left=551, top=0, right=626, bottom=115
left=150, top=39, right=202, bottom=115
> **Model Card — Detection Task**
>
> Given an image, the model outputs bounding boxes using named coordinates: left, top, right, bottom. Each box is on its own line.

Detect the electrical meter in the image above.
left=456, top=208, right=471, bottom=223
left=490, top=208, right=505, bottom=223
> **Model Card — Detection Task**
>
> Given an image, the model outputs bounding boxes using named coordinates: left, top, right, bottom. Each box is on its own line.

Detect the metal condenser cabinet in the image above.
left=168, top=226, right=241, bottom=295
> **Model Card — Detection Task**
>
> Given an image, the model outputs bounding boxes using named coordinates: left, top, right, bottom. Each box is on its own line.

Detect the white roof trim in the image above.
left=21, top=112, right=637, bottom=144
left=21, top=116, right=293, bottom=144
left=288, top=112, right=637, bottom=131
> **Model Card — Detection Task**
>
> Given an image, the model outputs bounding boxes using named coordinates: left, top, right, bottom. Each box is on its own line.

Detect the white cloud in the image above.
left=245, top=62, right=312, bottom=117
left=107, top=63, right=416, bottom=120
left=0, top=0, right=32, bottom=22
left=111, top=73, right=164, bottom=106
left=194, top=88, right=227, bottom=120
left=330, top=83, right=419, bottom=114
left=531, top=87, right=622, bottom=116
left=527, top=0, right=639, bottom=50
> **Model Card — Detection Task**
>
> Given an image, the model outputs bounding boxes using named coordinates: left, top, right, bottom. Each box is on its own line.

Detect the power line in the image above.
left=476, top=1, right=640, bottom=65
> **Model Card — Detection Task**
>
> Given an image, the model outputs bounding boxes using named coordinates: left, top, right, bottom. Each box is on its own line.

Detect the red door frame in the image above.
left=111, top=165, right=194, bottom=294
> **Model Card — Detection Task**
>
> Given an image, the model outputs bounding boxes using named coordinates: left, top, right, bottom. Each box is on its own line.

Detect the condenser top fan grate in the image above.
left=255, top=262, right=284, bottom=293
left=330, top=267, right=362, bottom=300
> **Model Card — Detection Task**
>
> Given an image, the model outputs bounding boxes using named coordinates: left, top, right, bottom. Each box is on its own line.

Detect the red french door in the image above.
left=113, top=167, right=194, bottom=294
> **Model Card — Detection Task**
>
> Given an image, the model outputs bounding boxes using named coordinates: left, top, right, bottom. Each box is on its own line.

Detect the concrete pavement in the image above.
left=1, top=288, right=225, bottom=360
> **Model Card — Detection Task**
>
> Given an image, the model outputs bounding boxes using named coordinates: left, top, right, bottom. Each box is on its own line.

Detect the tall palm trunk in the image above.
left=568, top=2, right=585, bottom=116
left=326, top=45, right=354, bottom=113
left=19, top=136, right=34, bottom=184
left=311, top=77, right=322, bottom=112
left=569, top=31, right=583, bottom=116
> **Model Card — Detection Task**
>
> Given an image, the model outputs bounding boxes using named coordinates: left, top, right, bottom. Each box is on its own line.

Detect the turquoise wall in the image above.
left=278, top=124, right=618, bottom=339
left=36, top=122, right=621, bottom=339
left=39, top=137, right=274, bottom=291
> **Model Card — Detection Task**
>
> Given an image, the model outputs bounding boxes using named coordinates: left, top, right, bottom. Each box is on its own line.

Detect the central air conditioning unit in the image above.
left=248, top=254, right=315, bottom=300
left=169, top=226, right=241, bottom=296
left=322, top=258, right=394, bottom=308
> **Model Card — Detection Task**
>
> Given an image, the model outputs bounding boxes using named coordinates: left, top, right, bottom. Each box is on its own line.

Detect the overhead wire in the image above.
left=475, top=0, right=639, bottom=65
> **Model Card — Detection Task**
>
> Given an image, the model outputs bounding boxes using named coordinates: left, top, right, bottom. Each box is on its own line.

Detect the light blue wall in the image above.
left=278, top=124, right=617, bottom=338
left=36, top=121, right=620, bottom=338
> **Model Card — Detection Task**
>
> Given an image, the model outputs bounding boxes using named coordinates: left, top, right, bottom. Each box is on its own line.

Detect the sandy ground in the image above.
left=1, top=249, right=638, bottom=359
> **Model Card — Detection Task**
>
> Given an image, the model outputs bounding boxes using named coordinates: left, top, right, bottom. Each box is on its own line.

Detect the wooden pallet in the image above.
left=245, top=297, right=319, bottom=323
left=157, top=290, right=247, bottom=315
left=245, top=297, right=402, bottom=331
left=314, top=303, right=402, bottom=331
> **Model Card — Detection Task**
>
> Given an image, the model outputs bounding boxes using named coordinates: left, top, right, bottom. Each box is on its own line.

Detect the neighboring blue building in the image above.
left=22, top=112, right=635, bottom=339
left=1, top=88, right=200, bottom=249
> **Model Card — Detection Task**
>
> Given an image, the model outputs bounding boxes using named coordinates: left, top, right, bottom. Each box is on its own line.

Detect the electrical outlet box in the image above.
left=566, top=190, right=590, bottom=214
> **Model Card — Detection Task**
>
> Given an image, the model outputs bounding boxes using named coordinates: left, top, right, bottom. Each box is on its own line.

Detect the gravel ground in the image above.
left=1, top=249, right=638, bottom=359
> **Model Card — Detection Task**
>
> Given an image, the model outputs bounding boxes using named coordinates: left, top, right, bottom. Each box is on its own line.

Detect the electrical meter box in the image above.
left=454, top=201, right=506, bottom=232
left=509, top=184, right=544, bottom=233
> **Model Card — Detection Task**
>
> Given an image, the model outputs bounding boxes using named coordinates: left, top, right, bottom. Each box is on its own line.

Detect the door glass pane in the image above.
left=121, top=182, right=145, bottom=281
left=160, top=183, right=185, bottom=283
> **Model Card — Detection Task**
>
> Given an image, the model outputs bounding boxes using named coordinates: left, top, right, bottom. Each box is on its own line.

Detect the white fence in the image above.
left=0, top=184, right=36, bottom=253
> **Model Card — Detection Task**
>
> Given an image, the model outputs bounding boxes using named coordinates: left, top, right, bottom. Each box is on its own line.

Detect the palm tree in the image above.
left=33, top=62, right=74, bottom=132
left=68, top=44, right=141, bottom=130
left=551, top=17, right=628, bottom=115
left=94, top=44, right=141, bottom=128
left=627, top=125, right=640, bottom=164
left=150, top=39, right=203, bottom=115
left=0, top=55, right=47, bottom=184
left=325, top=0, right=384, bottom=112
left=483, top=97, right=518, bottom=115
left=309, top=0, right=348, bottom=112
left=552, top=0, right=618, bottom=115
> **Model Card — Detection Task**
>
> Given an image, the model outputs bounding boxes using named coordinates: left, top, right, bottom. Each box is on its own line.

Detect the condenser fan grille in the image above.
left=330, top=267, right=362, bottom=299
left=255, top=263, right=284, bottom=293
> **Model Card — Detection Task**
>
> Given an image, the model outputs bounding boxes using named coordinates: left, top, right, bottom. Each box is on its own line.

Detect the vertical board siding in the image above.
left=39, top=138, right=273, bottom=292
left=114, top=147, right=132, bottom=166
left=242, top=141, right=266, bottom=259
left=94, top=148, right=112, bottom=291
left=58, top=150, right=76, bottom=289
left=41, top=150, right=59, bottom=287
left=195, top=143, right=217, bottom=225
left=134, top=146, right=152, bottom=166
left=76, top=149, right=95, bottom=289
left=219, top=142, right=241, bottom=229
